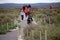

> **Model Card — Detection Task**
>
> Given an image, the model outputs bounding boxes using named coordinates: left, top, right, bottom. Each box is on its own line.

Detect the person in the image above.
left=27, top=4, right=33, bottom=22
left=20, top=9, right=25, bottom=21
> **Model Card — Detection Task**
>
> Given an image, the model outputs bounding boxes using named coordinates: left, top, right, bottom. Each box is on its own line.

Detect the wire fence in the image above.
left=24, top=29, right=47, bottom=40
left=0, top=23, right=17, bottom=34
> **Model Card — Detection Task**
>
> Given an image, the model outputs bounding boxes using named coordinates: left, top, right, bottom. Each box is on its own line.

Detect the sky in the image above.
left=0, top=0, right=60, bottom=4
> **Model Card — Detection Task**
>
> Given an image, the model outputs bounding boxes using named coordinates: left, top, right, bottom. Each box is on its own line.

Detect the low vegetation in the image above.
left=24, top=7, right=60, bottom=40
left=0, top=8, right=19, bottom=34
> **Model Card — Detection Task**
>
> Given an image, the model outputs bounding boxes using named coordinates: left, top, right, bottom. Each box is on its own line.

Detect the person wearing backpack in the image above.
left=23, top=4, right=33, bottom=24
left=23, top=6, right=29, bottom=17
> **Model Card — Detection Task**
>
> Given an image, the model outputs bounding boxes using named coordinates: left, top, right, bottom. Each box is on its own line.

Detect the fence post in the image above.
left=32, top=30, right=34, bottom=40
left=45, top=30, right=47, bottom=40
left=7, top=23, right=8, bottom=31
left=2, top=25, right=3, bottom=32
left=40, top=31, right=42, bottom=40
left=27, top=29, right=28, bottom=38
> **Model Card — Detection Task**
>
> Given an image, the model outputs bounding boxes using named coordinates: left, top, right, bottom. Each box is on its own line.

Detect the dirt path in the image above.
left=18, top=14, right=37, bottom=40
left=0, top=28, right=19, bottom=40
left=18, top=17, right=28, bottom=40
